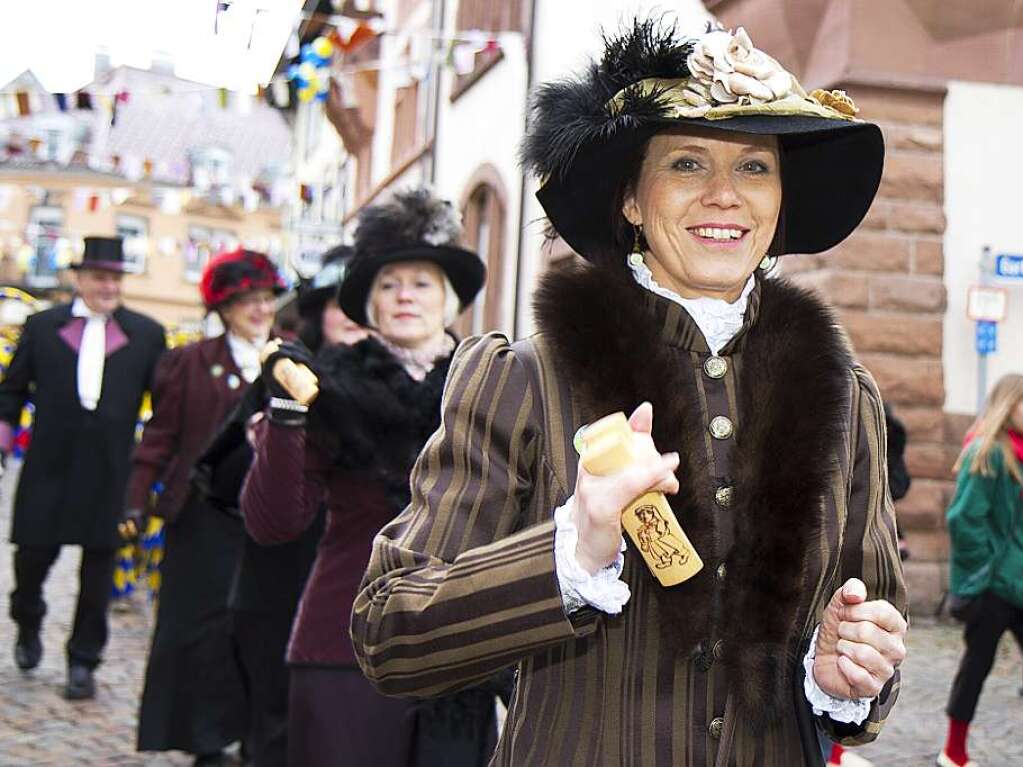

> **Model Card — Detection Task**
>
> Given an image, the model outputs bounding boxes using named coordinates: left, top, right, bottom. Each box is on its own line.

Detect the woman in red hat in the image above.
left=129, top=248, right=285, bottom=767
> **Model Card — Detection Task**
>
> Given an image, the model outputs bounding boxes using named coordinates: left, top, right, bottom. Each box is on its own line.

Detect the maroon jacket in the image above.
left=128, top=335, right=248, bottom=520
left=240, top=420, right=393, bottom=665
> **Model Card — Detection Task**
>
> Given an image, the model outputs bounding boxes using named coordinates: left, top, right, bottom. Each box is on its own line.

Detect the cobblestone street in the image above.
left=0, top=466, right=195, bottom=767
left=1, top=464, right=1021, bottom=766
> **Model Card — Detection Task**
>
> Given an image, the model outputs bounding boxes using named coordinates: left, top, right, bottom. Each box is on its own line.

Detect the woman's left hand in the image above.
left=812, top=578, right=907, bottom=700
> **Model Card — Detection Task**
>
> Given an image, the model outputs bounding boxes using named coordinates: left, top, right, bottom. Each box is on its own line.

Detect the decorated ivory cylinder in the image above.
left=579, top=412, right=703, bottom=587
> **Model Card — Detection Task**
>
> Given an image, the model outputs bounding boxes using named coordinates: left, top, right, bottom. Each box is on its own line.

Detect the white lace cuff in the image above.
left=554, top=498, right=630, bottom=615
left=802, top=625, right=874, bottom=725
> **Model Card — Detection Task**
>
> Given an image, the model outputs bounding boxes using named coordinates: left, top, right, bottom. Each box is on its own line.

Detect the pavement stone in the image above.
left=1, top=462, right=1020, bottom=766
left=855, top=619, right=1022, bottom=766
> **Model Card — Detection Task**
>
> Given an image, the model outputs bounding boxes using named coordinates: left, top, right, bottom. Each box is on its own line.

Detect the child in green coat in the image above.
left=939, top=373, right=1023, bottom=767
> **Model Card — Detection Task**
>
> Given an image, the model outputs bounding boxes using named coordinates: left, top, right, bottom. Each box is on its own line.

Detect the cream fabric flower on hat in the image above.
left=680, top=27, right=797, bottom=116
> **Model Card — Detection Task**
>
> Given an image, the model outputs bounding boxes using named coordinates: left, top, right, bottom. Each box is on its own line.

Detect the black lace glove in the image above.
left=261, top=339, right=315, bottom=400
left=261, top=339, right=316, bottom=425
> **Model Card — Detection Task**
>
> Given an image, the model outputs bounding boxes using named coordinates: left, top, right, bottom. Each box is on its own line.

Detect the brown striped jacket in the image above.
left=351, top=268, right=906, bottom=766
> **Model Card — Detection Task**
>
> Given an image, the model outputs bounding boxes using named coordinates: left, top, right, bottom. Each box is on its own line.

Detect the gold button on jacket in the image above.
left=704, top=355, right=728, bottom=379
left=709, top=415, right=734, bottom=440
left=715, top=485, right=734, bottom=507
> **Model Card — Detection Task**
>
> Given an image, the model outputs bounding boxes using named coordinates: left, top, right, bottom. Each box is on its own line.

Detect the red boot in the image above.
left=938, top=718, right=976, bottom=766
left=828, top=743, right=874, bottom=767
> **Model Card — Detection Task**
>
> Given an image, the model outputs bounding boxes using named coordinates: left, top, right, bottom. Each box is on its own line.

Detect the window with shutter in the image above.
left=451, top=0, right=526, bottom=101
left=391, top=80, right=422, bottom=168
left=454, top=168, right=507, bottom=334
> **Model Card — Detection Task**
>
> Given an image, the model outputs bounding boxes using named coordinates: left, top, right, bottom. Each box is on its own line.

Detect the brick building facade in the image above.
left=710, top=0, right=1023, bottom=612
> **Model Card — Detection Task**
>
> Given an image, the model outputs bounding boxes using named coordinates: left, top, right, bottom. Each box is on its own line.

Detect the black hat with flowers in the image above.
left=520, top=18, right=884, bottom=262
left=337, top=187, right=486, bottom=327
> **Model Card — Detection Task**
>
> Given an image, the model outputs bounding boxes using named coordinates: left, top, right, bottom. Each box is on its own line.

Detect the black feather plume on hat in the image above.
left=354, top=187, right=463, bottom=258
left=519, top=16, right=694, bottom=183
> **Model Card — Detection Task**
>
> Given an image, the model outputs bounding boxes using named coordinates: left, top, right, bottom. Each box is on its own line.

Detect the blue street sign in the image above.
left=995, top=254, right=1023, bottom=279
left=975, top=320, right=997, bottom=355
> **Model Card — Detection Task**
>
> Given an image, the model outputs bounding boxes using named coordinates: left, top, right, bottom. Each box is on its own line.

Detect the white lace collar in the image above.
left=226, top=332, right=268, bottom=384
left=626, top=254, right=756, bottom=356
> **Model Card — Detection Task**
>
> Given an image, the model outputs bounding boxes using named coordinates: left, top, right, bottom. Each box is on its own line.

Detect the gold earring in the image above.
left=629, top=225, right=645, bottom=267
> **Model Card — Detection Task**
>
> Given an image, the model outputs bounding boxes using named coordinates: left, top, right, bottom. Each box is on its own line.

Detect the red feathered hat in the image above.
left=199, top=248, right=287, bottom=309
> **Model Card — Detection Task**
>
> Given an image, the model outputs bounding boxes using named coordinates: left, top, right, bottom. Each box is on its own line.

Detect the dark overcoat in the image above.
left=0, top=302, right=165, bottom=549
left=126, top=334, right=248, bottom=520
left=130, top=335, right=251, bottom=754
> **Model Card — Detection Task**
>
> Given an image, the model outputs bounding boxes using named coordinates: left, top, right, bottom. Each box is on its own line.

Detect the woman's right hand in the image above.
left=260, top=339, right=315, bottom=399
left=571, top=402, right=680, bottom=574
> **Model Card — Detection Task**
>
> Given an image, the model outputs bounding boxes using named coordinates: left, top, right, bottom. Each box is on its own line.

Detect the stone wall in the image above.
left=782, top=84, right=959, bottom=614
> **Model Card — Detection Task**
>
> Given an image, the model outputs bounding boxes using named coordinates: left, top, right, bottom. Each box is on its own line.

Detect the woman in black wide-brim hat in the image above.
left=296, top=244, right=371, bottom=351
left=348, top=19, right=908, bottom=766
left=240, top=187, right=506, bottom=767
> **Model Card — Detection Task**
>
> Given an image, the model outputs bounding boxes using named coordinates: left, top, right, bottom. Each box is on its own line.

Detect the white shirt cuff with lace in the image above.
left=802, top=624, right=874, bottom=725
left=554, top=499, right=630, bottom=615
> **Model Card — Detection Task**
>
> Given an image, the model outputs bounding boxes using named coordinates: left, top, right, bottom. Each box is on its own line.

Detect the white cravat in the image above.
left=626, top=255, right=756, bottom=355
left=227, top=333, right=267, bottom=384
left=72, top=298, right=108, bottom=411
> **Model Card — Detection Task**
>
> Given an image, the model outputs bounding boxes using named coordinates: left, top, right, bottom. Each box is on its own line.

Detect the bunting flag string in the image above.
left=0, top=26, right=511, bottom=102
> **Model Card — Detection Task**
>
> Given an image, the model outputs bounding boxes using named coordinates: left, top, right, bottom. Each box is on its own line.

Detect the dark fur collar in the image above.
left=307, top=336, right=453, bottom=509
left=534, top=261, right=852, bottom=722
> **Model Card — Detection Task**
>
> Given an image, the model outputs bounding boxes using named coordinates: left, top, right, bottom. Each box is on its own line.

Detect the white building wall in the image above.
left=433, top=19, right=528, bottom=336
left=943, top=81, right=1023, bottom=414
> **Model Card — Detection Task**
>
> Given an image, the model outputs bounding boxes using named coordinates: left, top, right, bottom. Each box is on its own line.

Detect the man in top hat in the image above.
left=0, top=236, right=165, bottom=699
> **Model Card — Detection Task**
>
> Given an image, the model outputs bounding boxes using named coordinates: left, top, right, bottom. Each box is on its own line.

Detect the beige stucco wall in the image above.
left=0, top=172, right=284, bottom=328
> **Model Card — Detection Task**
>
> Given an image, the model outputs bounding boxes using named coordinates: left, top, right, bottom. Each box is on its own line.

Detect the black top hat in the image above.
left=338, top=188, right=486, bottom=327
left=71, top=236, right=130, bottom=272
left=520, top=19, right=884, bottom=263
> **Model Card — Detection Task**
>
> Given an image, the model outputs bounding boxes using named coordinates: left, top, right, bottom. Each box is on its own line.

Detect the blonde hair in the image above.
left=955, top=373, right=1023, bottom=484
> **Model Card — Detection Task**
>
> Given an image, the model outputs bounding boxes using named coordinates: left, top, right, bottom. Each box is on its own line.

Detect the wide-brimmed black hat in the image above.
left=297, top=244, right=354, bottom=318
left=70, top=236, right=130, bottom=272
left=520, top=19, right=884, bottom=261
left=338, top=187, right=486, bottom=327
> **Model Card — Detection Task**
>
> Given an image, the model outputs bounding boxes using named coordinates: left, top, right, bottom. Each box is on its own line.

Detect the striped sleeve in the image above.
left=820, top=365, right=908, bottom=745
left=350, top=333, right=599, bottom=698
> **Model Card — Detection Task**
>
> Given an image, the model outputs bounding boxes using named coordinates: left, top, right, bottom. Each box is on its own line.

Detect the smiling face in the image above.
left=369, top=261, right=447, bottom=349
left=219, top=289, right=276, bottom=343
left=74, top=268, right=124, bottom=314
left=622, top=126, right=782, bottom=302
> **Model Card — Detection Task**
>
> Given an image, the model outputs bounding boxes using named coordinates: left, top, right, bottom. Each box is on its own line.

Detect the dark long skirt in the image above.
left=288, top=666, right=500, bottom=767
left=288, top=666, right=418, bottom=767
left=137, top=496, right=248, bottom=755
